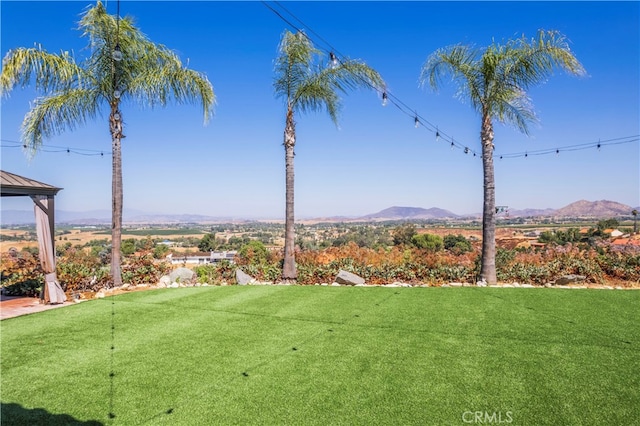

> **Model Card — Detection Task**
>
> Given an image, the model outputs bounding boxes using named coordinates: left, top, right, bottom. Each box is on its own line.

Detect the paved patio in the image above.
left=0, top=295, right=70, bottom=320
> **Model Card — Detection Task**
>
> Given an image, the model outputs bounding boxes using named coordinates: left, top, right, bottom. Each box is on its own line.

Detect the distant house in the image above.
left=603, top=229, right=624, bottom=238
left=167, top=251, right=237, bottom=265
left=611, top=238, right=640, bottom=247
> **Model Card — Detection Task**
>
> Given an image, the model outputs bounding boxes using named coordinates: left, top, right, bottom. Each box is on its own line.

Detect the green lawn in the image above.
left=1, top=286, right=638, bottom=425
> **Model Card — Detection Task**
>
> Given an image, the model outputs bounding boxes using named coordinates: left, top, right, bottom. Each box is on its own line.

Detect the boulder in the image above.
left=169, top=267, right=195, bottom=284
left=236, top=269, right=256, bottom=286
left=335, top=270, right=365, bottom=286
left=158, top=275, right=171, bottom=288
left=554, top=274, right=586, bottom=286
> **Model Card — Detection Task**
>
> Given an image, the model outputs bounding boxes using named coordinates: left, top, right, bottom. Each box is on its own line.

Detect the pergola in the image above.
left=1, top=170, right=67, bottom=304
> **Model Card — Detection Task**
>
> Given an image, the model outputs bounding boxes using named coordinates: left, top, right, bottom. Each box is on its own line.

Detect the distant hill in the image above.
left=1, top=200, right=637, bottom=225
left=0, top=209, right=231, bottom=225
left=552, top=200, right=634, bottom=218
left=360, top=206, right=459, bottom=221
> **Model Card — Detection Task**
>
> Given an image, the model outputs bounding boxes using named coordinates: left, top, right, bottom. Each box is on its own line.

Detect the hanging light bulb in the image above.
left=112, top=44, right=123, bottom=61
left=382, top=91, right=388, bottom=107
left=414, top=115, right=420, bottom=128
left=114, top=88, right=122, bottom=99
left=464, top=147, right=469, bottom=154
left=329, top=52, right=338, bottom=68
left=114, top=112, right=121, bottom=121
left=435, top=128, right=440, bottom=142
left=450, top=141, right=454, bottom=150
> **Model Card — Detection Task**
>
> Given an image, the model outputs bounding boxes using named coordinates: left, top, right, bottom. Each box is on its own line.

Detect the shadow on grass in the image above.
left=0, top=402, right=103, bottom=425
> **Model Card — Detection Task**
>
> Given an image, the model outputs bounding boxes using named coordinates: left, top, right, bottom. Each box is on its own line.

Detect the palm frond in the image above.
left=1, top=47, right=84, bottom=97
left=21, top=88, right=100, bottom=153
left=420, top=30, right=584, bottom=132
left=504, top=30, right=586, bottom=90
left=491, top=88, right=538, bottom=134
left=420, top=44, right=484, bottom=112
left=129, top=64, right=215, bottom=123
left=274, top=30, right=319, bottom=102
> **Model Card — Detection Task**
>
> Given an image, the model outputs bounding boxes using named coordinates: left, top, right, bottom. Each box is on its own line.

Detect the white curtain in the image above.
left=32, top=195, right=67, bottom=304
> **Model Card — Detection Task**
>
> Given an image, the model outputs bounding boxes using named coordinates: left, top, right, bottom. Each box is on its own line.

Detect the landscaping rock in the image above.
left=158, top=275, right=171, bottom=288
left=169, top=267, right=195, bottom=284
left=335, top=270, right=365, bottom=286
left=236, top=269, right=256, bottom=286
left=554, top=274, right=586, bottom=286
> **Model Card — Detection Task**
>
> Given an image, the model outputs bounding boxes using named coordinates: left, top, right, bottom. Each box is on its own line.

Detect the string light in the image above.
left=112, top=44, right=123, bottom=62
left=329, top=51, right=338, bottom=68
left=414, top=114, right=420, bottom=128
left=382, top=91, right=388, bottom=106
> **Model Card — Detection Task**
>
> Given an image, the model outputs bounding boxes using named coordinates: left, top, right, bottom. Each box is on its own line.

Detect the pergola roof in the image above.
left=1, top=170, right=62, bottom=197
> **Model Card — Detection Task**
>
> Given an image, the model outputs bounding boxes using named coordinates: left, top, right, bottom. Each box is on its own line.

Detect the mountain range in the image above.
left=1, top=200, right=637, bottom=225
left=359, top=200, right=636, bottom=221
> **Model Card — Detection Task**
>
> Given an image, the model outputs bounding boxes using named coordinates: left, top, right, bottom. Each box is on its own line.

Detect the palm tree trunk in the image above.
left=110, top=105, right=123, bottom=287
left=282, top=106, right=297, bottom=281
left=480, top=113, right=497, bottom=284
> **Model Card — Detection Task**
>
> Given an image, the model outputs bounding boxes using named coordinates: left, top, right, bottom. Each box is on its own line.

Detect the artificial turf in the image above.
left=1, top=286, right=638, bottom=425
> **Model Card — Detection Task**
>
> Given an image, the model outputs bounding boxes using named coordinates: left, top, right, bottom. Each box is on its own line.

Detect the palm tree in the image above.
left=632, top=209, right=638, bottom=234
left=273, top=30, right=383, bottom=281
left=0, top=1, right=215, bottom=287
left=420, top=30, right=584, bottom=284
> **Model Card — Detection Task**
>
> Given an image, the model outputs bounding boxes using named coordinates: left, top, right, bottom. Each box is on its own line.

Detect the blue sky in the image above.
left=1, top=1, right=639, bottom=220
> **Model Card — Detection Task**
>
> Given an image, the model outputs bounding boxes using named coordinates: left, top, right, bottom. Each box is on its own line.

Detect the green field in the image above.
left=93, top=228, right=205, bottom=237
left=1, top=286, right=638, bottom=425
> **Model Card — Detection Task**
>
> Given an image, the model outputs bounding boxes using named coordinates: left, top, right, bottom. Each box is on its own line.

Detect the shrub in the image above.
left=0, top=251, right=43, bottom=296
left=443, top=234, right=473, bottom=254
left=121, top=254, right=170, bottom=286
left=238, top=240, right=270, bottom=265
left=412, top=234, right=443, bottom=252
left=193, top=265, right=219, bottom=284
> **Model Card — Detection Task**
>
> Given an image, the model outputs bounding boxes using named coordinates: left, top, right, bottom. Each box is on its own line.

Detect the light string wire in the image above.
left=262, top=1, right=639, bottom=160
left=496, top=135, right=639, bottom=159
left=1, top=139, right=110, bottom=157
